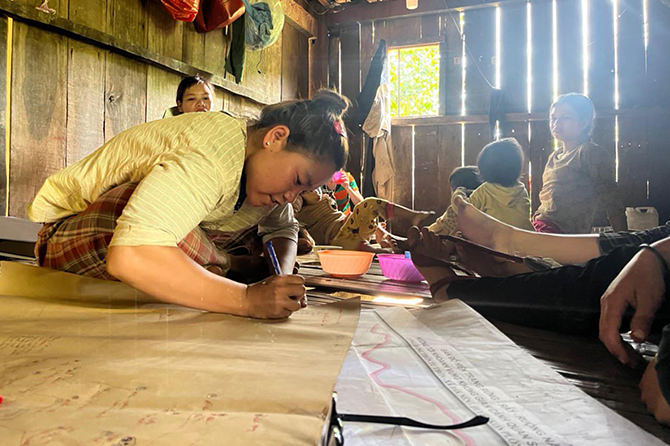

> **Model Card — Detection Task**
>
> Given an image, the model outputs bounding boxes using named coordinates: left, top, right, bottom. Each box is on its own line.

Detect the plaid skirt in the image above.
left=35, top=182, right=251, bottom=280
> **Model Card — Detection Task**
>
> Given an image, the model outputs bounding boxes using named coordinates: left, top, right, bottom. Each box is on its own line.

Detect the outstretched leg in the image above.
left=454, top=194, right=601, bottom=265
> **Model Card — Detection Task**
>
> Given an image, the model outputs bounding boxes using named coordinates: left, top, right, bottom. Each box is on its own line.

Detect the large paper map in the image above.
left=0, top=262, right=359, bottom=445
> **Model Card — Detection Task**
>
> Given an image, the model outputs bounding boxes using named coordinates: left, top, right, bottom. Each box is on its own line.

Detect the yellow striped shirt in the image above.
left=27, top=112, right=298, bottom=246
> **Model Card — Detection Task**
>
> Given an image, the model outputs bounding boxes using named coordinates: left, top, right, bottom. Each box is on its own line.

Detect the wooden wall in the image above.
left=0, top=0, right=312, bottom=218
left=330, top=0, right=670, bottom=224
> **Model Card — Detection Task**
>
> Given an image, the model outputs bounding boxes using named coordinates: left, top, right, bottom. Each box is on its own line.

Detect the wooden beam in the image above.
left=326, top=0, right=536, bottom=28
left=281, top=0, right=318, bottom=37
left=0, top=0, right=278, bottom=104
left=391, top=108, right=670, bottom=126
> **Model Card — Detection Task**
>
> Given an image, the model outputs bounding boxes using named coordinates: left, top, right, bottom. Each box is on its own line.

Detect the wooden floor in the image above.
left=494, top=321, right=670, bottom=444
left=301, top=260, right=670, bottom=444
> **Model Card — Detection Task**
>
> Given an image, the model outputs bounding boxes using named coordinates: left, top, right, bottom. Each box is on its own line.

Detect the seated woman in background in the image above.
left=408, top=198, right=670, bottom=425
left=533, top=93, right=626, bottom=233
left=28, top=90, right=350, bottom=320
left=163, top=74, right=214, bottom=117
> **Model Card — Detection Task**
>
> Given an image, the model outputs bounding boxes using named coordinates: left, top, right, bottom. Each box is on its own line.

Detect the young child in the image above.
left=325, top=169, right=364, bottom=215
left=428, top=166, right=482, bottom=235
left=430, top=138, right=533, bottom=235
left=293, top=189, right=433, bottom=252
left=533, top=93, right=626, bottom=233
left=163, top=74, right=214, bottom=117
left=28, top=90, right=349, bottom=320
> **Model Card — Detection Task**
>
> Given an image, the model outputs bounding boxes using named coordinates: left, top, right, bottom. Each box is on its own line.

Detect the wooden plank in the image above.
left=225, top=93, right=262, bottom=119
left=442, top=12, right=463, bottom=115
left=500, top=2, right=526, bottom=113
left=280, top=0, right=317, bottom=37
left=69, top=0, right=106, bottom=31
left=528, top=120, right=552, bottom=212
left=463, top=122, right=490, bottom=166
left=282, top=22, right=308, bottom=100
left=146, top=65, right=182, bottom=122
left=0, top=0, right=283, bottom=105
left=463, top=7, right=495, bottom=115
left=66, top=39, right=105, bottom=164
left=204, top=28, right=227, bottom=78
left=358, top=22, right=375, bottom=95
left=309, top=17, right=329, bottom=96
left=104, top=52, right=147, bottom=141
left=106, top=0, right=146, bottom=48
left=436, top=124, right=463, bottom=212
left=181, top=22, right=206, bottom=69
left=617, top=115, right=650, bottom=208
left=591, top=115, right=617, bottom=225
left=412, top=125, right=440, bottom=212
left=0, top=16, right=6, bottom=215
left=420, top=13, right=441, bottom=42
left=501, top=120, right=530, bottom=186
left=10, top=23, right=67, bottom=217
left=390, top=125, right=414, bottom=208
left=327, top=0, right=524, bottom=28
left=556, top=0, right=581, bottom=95
left=327, top=31, right=340, bottom=90
left=14, top=0, right=67, bottom=18
left=647, top=111, right=670, bottom=223
left=588, top=0, right=615, bottom=110
left=646, top=0, right=670, bottom=107
left=212, top=86, right=225, bottom=111
left=241, top=31, right=283, bottom=104
left=530, top=0, right=552, bottom=113
left=617, top=0, right=645, bottom=109
left=384, top=16, right=422, bottom=46
left=146, top=0, right=183, bottom=60
left=340, top=25, right=362, bottom=181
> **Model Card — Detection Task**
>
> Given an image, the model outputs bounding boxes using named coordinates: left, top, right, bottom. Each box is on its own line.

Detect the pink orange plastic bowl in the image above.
left=377, top=254, right=426, bottom=283
left=317, top=250, right=375, bottom=278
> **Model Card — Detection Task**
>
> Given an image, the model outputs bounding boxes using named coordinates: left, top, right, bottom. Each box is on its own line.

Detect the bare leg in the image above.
left=454, top=195, right=601, bottom=265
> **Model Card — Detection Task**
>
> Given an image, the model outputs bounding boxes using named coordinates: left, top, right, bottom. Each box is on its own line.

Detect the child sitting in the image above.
left=431, top=138, right=534, bottom=235
left=428, top=166, right=482, bottom=235
left=293, top=189, right=433, bottom=251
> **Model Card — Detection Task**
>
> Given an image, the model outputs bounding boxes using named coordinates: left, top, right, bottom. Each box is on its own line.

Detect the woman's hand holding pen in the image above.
left=244, top=275, right=307, bottom=319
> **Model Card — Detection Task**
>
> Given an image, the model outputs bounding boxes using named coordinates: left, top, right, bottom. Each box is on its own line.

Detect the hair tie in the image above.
left=334, top=120, right=347, bottom=138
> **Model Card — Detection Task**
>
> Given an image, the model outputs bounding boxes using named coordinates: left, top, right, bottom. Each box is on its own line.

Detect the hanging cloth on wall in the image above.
left=195, top=0, right=245, bottom=32
left=160, top=0, right=201, bottom=22
left=225, top=16, right=246, bottom=83
left=243, top=0, right=284, bottom=50
left=356, top=40, right=394, bottom=199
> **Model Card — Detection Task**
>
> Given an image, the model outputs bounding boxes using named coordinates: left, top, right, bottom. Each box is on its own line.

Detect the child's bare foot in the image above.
left=406, top=226, right=455, bottom=263
left=408, top=249, right=458, bottom=301
left=454, top=194, right=514, bottom=255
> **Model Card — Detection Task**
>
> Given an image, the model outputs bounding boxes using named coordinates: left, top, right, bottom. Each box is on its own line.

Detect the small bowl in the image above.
left=313, top=245, right=343, bottom=253
left=317, top=250, right=375, bottom=278
left=377, top=254, right=426, bottom=283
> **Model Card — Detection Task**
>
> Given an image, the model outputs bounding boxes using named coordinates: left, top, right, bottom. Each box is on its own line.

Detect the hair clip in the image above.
left=334, top=120, right=347, bottom=138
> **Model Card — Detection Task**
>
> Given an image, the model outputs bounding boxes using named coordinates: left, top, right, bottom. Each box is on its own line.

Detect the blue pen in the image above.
left=265, top=241, right=283, bottom=275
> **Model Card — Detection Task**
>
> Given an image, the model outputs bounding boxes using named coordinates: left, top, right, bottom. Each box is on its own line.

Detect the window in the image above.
left=388, top=44, right=440, bottom=117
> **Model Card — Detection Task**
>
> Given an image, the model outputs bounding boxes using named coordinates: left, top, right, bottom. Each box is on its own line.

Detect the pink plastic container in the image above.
left=377, top=254, right=426, bottom=283
left=317, top=250, right=375, bottom=278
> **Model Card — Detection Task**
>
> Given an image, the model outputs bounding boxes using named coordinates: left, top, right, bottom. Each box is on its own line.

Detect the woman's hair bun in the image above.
left=310, top=89, right=350, bottom=118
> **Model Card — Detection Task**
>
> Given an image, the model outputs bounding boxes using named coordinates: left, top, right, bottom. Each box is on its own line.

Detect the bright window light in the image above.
left=581, top=0, right=589, bottom=96
left=460, top=11, right=467, bottom=116
left=552, top=0, right=558, bottom=101
left=526, top=0, right=532, bottom=113
left=613, top=0, right=619, bottom=110
left=388, top=45, right=440, bottom=117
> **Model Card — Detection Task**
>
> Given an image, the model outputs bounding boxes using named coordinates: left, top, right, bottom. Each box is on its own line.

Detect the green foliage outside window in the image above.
left=388, top=45, right=440, bottom=117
